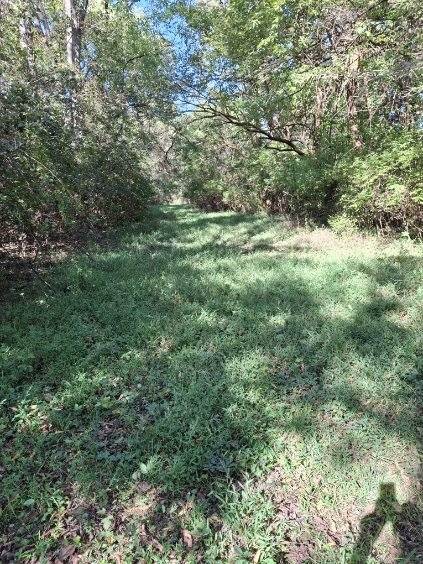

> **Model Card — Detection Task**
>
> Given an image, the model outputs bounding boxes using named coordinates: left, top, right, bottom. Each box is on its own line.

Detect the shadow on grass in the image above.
left=183, top=208, right=266, bottom=229
left=351, top=483, right=423, bottom=563
left=1, top=204, right=422, bottom=561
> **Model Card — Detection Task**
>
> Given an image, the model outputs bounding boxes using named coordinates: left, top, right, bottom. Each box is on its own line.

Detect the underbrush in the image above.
left=181, top=132, right=423, bottom=237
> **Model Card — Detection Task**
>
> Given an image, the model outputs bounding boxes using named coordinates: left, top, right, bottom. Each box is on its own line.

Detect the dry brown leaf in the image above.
left=150, top=538, right=164, bottom=553
left=182, top=528, right=193, bottom=548
left=252, top=549, right=261, bottom=563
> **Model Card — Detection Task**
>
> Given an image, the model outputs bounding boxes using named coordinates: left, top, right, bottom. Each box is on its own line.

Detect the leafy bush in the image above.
left=259, top=152, right=338, bottom=221
left=0, top=1, right=167, bottom=245
left=328, top=213, right=358, bottom=235
left=336, top=132, right=423, bottom=236
left=175, top=122, right=422, bottom=237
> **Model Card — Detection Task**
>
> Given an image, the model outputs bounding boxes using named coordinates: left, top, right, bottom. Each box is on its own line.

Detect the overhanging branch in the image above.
left=195, top=105, right=306, bottom=156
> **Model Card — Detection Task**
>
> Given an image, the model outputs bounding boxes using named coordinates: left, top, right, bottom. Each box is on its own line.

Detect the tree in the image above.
left=0, top=0, right=172, bottom=243
left=157, top=0, right=422, bottom=233
left=64, top=0, right=88, bottom=68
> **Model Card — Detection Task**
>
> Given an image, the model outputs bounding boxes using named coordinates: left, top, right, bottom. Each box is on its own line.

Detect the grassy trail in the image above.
left=1, top=205, right=423, bottom=562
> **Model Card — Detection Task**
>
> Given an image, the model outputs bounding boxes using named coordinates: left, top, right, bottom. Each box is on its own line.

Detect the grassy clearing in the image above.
left=1, top=205, right=422, bottom=562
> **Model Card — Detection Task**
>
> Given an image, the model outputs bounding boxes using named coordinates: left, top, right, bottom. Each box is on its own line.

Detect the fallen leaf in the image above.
left=253, top=549, right=261, bottom=563
left=55, top=544, right=76, bottom=563
left=150, top=538, right=164, bottom=553
left=182, top=528, right=193, bottom=548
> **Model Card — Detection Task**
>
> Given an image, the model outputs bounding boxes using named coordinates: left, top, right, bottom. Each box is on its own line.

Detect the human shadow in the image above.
left=351, top=483, right=423, bottom=563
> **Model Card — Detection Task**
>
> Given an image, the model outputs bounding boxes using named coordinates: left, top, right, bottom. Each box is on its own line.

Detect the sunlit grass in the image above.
left=1, top=205, right=422, bottom=562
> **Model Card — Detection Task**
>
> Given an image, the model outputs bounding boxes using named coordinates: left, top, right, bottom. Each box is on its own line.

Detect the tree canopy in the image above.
left=1, top=0, right=422, bottom=241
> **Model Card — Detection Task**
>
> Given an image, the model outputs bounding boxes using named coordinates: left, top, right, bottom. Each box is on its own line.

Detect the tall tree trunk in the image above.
left=64, top=0, right=88, bottom=68
left=63, top=0, right=88, bottom=134
left=345, top=49, right=364, bottom=150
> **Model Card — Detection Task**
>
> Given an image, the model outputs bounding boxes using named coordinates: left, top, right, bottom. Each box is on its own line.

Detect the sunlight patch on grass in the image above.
left=1, top=205, right=422, bottom=562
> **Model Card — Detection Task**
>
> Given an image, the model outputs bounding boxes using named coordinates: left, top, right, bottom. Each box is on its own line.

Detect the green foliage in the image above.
left=1, top=206, right=422, bottom=560
left=1, top=0, right=423, bottom=558
left=0, top=0, right=169, bottom=241
left=2, top=0, right=422, bottom=240
left=259, top=151, right=338, bottom=219
left=327, top=212, right=358, bottom=235
left=173, top=122, right=338, bottom=221
left=336, top=132, right=423, bottom=235
left=174, top=119, right=422, bottom=235
left=163, top=0, right=422, bottom=235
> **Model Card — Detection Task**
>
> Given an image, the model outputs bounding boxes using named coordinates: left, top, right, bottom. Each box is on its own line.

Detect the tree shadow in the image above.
left=1, top=205, right=422, bottom=561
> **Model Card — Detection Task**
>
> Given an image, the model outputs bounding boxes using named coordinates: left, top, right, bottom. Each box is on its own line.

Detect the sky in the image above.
left=133, top=0, right=190, bottom=57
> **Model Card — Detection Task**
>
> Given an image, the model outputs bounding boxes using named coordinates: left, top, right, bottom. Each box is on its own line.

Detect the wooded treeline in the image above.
left=1, top=0, right=422, bottom=243
left=0, top=0, right=171, bottom=247
left=167, top=0, right=422, bottom=235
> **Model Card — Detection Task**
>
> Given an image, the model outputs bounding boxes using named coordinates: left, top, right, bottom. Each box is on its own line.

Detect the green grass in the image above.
left=1, top=204, right=422, bottom=562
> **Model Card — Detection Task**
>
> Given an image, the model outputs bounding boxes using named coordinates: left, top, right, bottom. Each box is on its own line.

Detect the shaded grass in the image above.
left=1, top=204, right=422, bottom=562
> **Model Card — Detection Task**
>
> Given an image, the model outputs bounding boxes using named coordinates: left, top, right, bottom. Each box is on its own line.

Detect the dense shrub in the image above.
left=0, top=0, right=168, bottom=245
left=336, top=132, right=423, bottom=236
left=174, top=123, right=422, bottom=236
